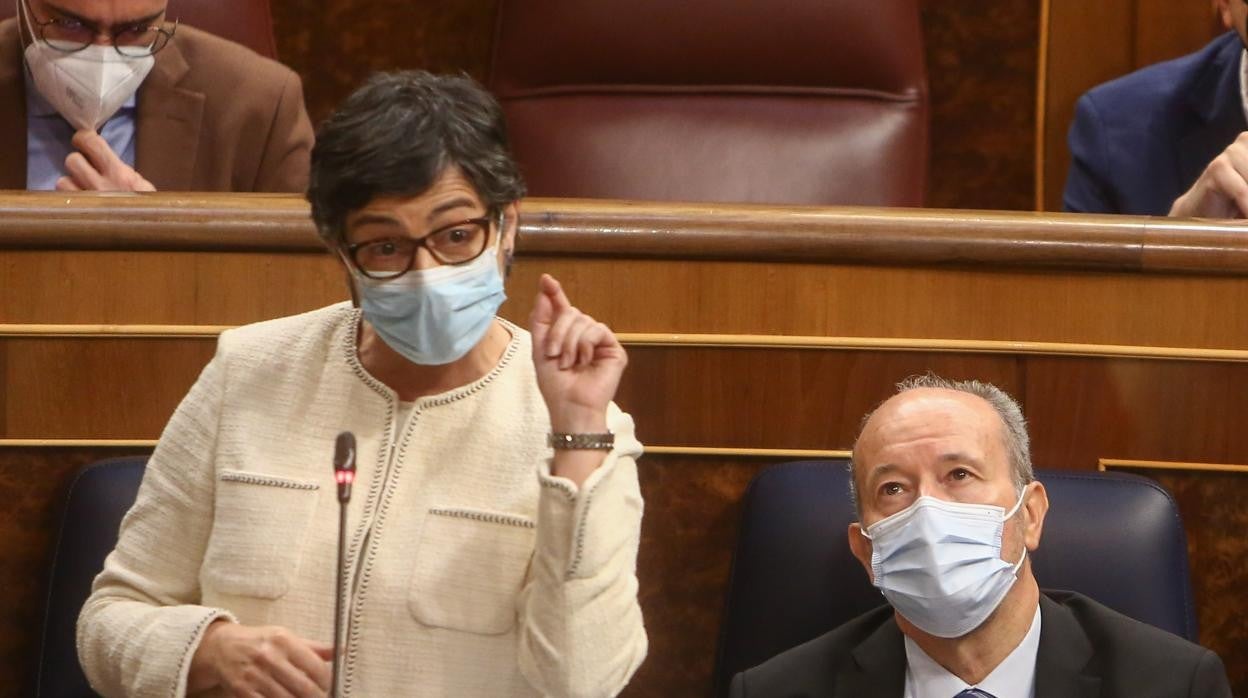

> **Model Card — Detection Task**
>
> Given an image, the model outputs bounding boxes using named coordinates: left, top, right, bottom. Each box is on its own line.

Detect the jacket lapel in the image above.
left=1034, top=595, right=1101, bottom=698
left=135, top=38, right=203, bottom=190
left=835, top=616, right=907, bottom=698
left=1178, top=34, right=1248, bottom=189
left=0, top=19, right=29, bottom=189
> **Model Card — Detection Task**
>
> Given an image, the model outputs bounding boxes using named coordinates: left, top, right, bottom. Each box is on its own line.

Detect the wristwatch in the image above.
left=547, top=432, right=615, bottom=450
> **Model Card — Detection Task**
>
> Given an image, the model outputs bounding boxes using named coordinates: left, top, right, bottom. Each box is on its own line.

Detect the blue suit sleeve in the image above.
left=1063, top=92, right=1118, bottom=213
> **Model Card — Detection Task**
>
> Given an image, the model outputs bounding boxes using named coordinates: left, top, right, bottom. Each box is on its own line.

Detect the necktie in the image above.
left=955, top=690, right=998, bottom=698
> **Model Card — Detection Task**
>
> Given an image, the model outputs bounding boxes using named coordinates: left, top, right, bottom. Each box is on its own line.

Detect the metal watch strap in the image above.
left=547, top=432, right=615, bottom=450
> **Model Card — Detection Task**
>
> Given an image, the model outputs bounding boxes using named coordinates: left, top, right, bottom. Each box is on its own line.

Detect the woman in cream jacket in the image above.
left=77, top=71, right=647, bottom=697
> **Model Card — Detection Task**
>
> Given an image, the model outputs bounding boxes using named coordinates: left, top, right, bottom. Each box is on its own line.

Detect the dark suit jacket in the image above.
left=730, top=591, right=1231, bottom=698
left=0, top=18, right=313, bottom=192
left=1062, top=31, right=1246, bottom=215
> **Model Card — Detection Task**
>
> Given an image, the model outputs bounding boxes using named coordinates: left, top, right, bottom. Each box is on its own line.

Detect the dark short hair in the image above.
left=306, top=70, right=526, bottom=248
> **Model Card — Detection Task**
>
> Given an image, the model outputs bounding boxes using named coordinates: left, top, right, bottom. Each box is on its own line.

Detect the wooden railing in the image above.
left=6, top=192, right=1248, bottom=273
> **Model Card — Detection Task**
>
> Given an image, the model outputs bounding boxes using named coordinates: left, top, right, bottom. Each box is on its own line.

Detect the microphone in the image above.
left=334, top=431, right=356, bottom=502
left=331, top=432, right=356, bottom=698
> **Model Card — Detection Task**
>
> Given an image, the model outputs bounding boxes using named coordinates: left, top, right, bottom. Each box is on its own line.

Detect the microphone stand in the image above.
left=332, top=432, right=356, bottom=698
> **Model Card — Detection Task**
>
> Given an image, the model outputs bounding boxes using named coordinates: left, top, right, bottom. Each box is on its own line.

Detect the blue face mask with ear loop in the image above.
left=348, top=211, right=508, bottom=366
left=859, top=485, right=1031, bottom=638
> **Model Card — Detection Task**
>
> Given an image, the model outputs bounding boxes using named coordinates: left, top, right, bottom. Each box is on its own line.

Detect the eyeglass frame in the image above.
left=342, top=212, right=502, bottom=280
left=23, top=0, right=179, bottom=57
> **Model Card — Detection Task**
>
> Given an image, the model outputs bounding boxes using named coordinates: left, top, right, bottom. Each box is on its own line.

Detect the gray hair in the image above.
left=848, top=374, right=1034, bottom=518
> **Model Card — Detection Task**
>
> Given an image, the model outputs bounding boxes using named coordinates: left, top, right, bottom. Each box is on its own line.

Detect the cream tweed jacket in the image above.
left=77, top=303, right=648, bottom=696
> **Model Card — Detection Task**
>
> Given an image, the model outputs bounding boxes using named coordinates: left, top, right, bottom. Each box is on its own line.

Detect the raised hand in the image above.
left=529, top=274, right=627, bottom=437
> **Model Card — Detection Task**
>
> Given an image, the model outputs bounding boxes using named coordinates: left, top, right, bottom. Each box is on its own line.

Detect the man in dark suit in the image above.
left=1063, top=0, right=1248, bottom=217
left=0, top=0, right=312, bottom=192
left=731, top=376, right=1231, bottom=697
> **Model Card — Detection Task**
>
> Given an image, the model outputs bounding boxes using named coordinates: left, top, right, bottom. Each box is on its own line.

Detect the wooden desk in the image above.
left=1, top=193, right=1245, bottom=695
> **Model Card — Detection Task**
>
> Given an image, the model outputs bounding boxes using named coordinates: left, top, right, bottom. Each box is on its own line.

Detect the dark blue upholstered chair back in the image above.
left=713, top=460, right=1197, bottom=697
left=36, top=457, right=147, bottom=698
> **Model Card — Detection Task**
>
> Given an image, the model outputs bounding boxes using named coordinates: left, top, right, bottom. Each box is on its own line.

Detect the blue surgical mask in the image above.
left=860, top=487, right=1029, bottom=638
left=351, top=240, right=506, bottom=366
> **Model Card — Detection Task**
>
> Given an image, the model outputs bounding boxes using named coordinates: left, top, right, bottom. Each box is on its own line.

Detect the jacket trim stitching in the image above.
left=344, top=405, right=410, bottom=694
left=565, top=485, right=599, bottom=580
left=170, top=610, right=223, bottom=697
left=218, top=471, right=318, bottom=490
left=539, top=475, right=577, bottom=502
left=419, top=317, right=523, bottom=408
left=428, top=507, right=536, bottom=529
left=340, top=307, right=395, bottom=692
left=337, top=311, right=525, bottom=689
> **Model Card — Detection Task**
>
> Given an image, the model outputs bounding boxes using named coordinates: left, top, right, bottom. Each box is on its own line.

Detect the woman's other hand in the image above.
left=189, top=620, right=333, bottom=697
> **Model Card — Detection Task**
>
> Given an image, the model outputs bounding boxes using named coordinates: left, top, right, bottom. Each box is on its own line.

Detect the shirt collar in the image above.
left=903, top=604, right=1042, bottom=698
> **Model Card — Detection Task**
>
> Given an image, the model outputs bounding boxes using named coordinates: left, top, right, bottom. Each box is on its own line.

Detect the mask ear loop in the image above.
left=1003, top=483, right=1030, bottom=520
left=858, top=523, right=874, bottom=541
left=485, top=208, right=506, bottom=260
left=17, top=0, right=39, bottom=49
left=1009, top=548, right=1028, bottom=574
left=1004, top=482, right=1033, bottom=571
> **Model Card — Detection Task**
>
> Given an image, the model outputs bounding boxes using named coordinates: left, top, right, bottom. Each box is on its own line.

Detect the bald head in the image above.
left=849, top=376, right=1033, bottom=523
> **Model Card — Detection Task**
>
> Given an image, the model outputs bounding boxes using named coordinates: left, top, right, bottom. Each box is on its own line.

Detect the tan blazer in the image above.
left=0, top=19, right=313, bottom=192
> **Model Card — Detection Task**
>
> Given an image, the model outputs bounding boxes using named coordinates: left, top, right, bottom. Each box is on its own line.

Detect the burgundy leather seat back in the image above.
left=488, top=0, right=928, bottom=206
left=1, top=0, right=277, bottom=59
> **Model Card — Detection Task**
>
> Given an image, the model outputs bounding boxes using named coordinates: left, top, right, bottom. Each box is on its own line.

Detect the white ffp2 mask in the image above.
left=19, top=0, right=155, bottom=131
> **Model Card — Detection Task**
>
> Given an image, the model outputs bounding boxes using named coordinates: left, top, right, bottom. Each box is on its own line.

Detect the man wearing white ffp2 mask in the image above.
left=16, top=0, right=162, bottom=191
left=0, top=0, right=314, bottom=192
left=731, top=376, right=1232, bottom=698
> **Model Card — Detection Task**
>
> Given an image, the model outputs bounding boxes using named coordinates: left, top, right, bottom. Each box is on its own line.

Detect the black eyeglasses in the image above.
left=25, top=0, right=178, bottom=57
left=346, top=216, right=496, bottom=280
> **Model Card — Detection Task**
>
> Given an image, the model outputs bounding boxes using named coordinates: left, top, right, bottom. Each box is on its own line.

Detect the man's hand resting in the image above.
left=1170, top=132, right=1248, bottom=218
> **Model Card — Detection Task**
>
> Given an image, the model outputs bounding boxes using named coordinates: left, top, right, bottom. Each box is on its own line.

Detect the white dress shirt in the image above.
left=902, top=604, right=1041, bottom=698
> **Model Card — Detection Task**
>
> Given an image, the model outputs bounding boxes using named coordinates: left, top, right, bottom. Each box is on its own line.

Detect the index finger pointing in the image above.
left=540, top=273, right=573, bottom=312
